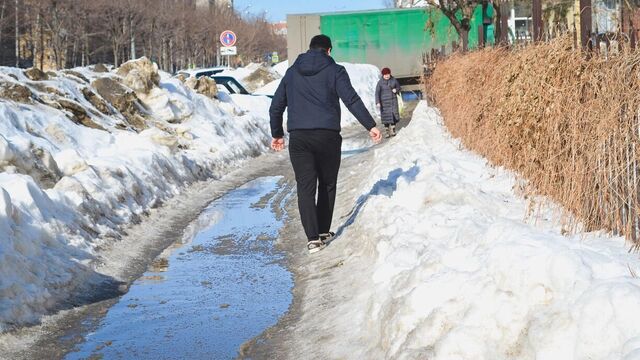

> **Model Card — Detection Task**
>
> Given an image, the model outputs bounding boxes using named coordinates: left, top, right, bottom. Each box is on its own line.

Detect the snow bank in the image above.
left=340, top=63, right=380, bottom=127
left=254, top=61, right=380, bottom=128
left=217, top=67, right=254, bottom=84
left=0, top=60, right=271, bottom=331
left=271, top=60, right=290, bottom=78
left=318, top=101, right=640, bottom=359
left=254, top=79, right=281, bottom=97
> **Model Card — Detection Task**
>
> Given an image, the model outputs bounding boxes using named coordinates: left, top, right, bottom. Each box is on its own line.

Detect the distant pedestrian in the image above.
left=375, top=67, right=401, bottom=138
left=269, top=34, right=382, bottom=254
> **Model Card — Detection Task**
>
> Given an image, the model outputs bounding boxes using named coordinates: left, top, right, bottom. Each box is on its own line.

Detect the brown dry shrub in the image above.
left=429, top=36, right=640, bottom=246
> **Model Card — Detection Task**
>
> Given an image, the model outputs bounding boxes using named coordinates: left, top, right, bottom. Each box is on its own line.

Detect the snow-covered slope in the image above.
left=0, top=60, right=271, bottom=331
left=310, top=101, right=640, bottom=359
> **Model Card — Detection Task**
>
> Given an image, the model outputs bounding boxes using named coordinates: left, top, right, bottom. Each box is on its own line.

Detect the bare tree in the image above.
left=38, top=0, right=74, bottom=69
left=14, top=0, right=18, bottom=66
left=0, top=0, right=16, bottom=66
left=3, top=0, right=286, bottom=70
left=97, top=0, right=134, bottom=67
left=424, top=0, right=483, bottom=51
left=0, top=0, right=6, bottom=56
left=383, top=0, right=398, bottom=8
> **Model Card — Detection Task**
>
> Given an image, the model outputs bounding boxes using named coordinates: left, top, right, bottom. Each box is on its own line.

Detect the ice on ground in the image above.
left=310, top=101, right=640, bottom=360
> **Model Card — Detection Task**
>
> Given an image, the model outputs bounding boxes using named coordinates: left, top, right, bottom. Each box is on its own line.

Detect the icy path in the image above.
left=0, top=148, right=297, bottom=359
left=62, top=177, right=293, bottom=359
left=247, top=102, right=640, bottom=360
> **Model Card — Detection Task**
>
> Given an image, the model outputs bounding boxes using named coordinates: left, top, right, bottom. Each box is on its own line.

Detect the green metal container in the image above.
left=288, top=7, right=493, bottom=80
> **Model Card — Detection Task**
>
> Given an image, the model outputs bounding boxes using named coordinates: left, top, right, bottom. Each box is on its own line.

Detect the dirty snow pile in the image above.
left=0, top=58, right=272, bottom=331
left=218, top=63, right=277, bottom=93
left=271, top=60, right=290, bottom=78
left=317, top=101, right=640, bottom=359
left=255, top=60, right=380, bottom=127
left=253, top=60, right=290, bottom=96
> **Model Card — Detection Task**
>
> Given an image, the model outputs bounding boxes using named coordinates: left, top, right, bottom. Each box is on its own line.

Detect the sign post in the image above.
left=220, top=30, right=237, bottom=67
left=221, top=46, right=237, bottom=56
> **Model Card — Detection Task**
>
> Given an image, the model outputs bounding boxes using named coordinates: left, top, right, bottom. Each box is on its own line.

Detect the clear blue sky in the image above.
left=234, top=0, right=389, bottom=22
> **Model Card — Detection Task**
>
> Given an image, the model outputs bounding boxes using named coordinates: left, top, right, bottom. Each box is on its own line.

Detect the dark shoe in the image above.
left=320, top=232, right=335, bottom=244
left=391, top=125, right=397, bottom=137
left=307, top=240, right=326, bottom=254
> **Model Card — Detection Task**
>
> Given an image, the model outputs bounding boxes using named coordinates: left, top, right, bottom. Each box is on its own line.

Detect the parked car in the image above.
left=177, top=66, right=230, bottom=79
left=212, top=75, right=273, bottom=99
left=212, top=76, right=250, bottom=95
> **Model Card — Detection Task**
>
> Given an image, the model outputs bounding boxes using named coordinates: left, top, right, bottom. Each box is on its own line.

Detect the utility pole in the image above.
left=532, top=0, right=542, bottom=42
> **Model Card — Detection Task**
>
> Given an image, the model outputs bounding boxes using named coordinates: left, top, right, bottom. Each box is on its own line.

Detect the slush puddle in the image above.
left=65, top=177, right=293, bottom=360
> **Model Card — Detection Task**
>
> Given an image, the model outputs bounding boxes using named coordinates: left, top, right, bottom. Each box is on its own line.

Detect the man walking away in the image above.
left=269, top=34, right=382, bottom=254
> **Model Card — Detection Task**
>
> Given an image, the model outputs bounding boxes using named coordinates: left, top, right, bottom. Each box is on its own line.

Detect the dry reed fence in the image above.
left=428, top=36, right=640, bottom=247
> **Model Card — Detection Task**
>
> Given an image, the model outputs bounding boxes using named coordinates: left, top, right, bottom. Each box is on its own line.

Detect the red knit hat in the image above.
left=381, top=67, right=391, bottom=75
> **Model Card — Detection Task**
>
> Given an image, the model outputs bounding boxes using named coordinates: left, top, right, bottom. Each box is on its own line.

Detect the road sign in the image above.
left=220, top=46, right=237, bottom=56
left=220, top=30, right=237, bottom=47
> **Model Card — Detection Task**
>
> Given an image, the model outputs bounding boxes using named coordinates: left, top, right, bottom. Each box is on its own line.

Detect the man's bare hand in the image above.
left=369, top=127, right=382, bottom=144
left=271, top=138, right=285, bottom=151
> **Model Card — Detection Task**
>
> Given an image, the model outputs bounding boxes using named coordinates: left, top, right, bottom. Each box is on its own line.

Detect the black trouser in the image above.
left=289, top=129, right=342, bottom=241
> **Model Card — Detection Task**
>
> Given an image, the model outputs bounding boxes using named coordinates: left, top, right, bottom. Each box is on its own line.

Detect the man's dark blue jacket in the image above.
left=269, top=49, right=377, bottom=138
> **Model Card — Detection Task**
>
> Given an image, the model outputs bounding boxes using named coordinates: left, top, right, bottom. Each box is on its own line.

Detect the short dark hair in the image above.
left=309, top=35, right=332, bottom=51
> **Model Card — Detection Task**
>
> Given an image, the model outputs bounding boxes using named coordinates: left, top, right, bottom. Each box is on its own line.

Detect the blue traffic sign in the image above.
left=220, top=30, right=237, bottom=47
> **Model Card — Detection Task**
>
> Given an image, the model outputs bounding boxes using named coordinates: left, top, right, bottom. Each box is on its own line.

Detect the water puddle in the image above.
left=342, top=137, right=372, bottom=159
left=64, top=176, right=293, bottom=360
left=341, top=147, right=369, bottom=158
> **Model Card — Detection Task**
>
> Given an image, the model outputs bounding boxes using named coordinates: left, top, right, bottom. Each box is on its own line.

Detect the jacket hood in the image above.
left=294, top=49, right=334, bottom=76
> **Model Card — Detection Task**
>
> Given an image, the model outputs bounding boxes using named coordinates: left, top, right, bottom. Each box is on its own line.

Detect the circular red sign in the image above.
left=220, top=30, right=237, bottom=47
